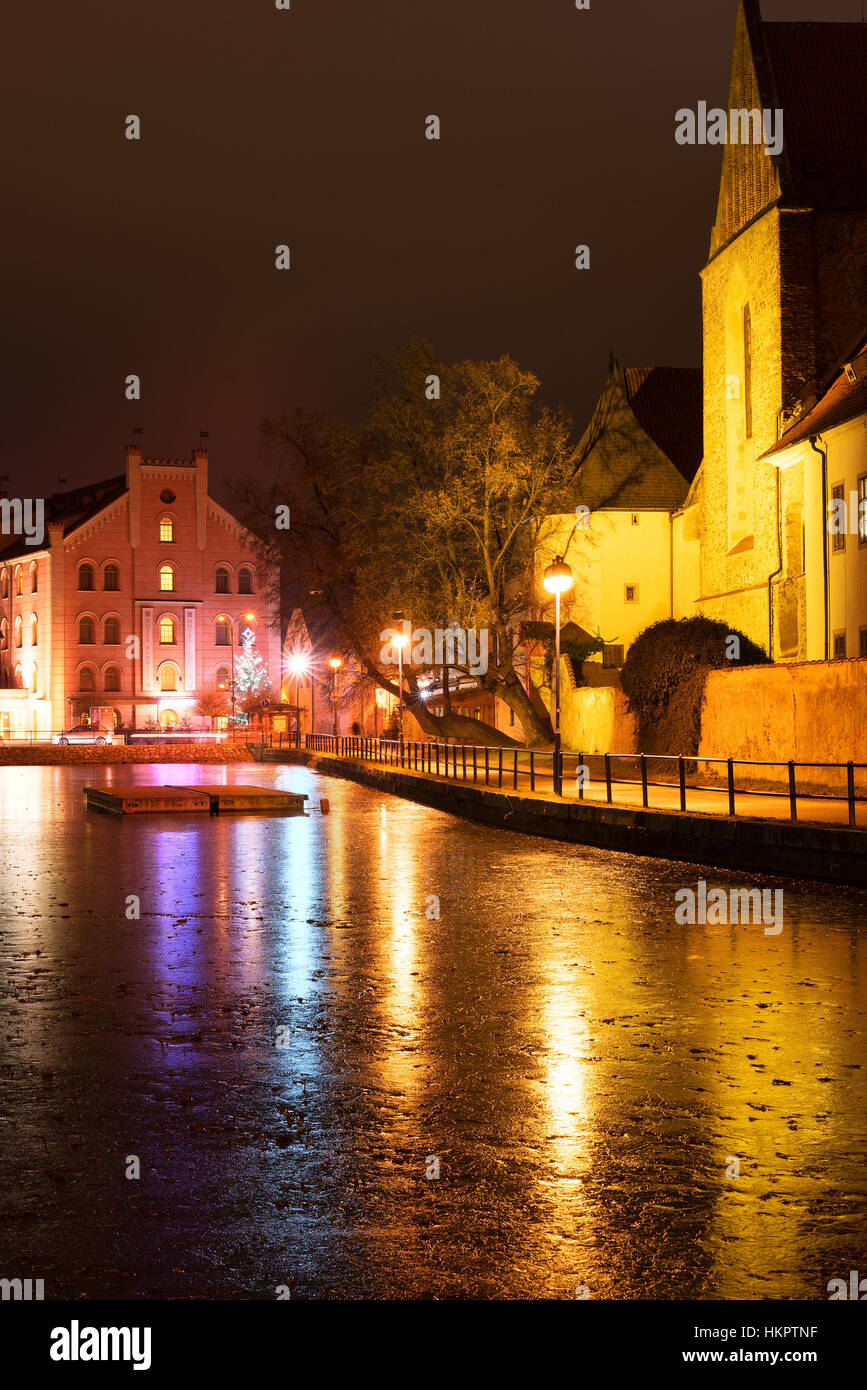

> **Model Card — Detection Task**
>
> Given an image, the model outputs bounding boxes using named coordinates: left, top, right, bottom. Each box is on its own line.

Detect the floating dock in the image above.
left=84, top=784, right=308, bottom=816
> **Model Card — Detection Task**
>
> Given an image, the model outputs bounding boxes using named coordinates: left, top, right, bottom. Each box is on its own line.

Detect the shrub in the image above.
left=620, top=617, right=769, bottom=755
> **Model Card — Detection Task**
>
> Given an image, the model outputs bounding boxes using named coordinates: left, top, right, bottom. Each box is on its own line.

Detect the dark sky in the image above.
left=2, top=0, right=859, bottom=503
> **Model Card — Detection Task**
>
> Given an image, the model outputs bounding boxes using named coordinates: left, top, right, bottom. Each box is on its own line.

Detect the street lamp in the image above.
left=543, top=556, right=573, bottom=796
left=392, top=630, right=409, bottom=749
left=328, top=657, right=342, bottom=738
left=286, top=652, right=310, bottom=747
left=216, top=612, right=257, bottom=730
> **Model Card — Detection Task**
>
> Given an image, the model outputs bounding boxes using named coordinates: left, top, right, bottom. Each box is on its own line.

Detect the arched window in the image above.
left=30, top=663, right=37, bottom=695
left=160, top=708, right=179, bottom=729
left=159, top=615, right=176, bottom=644
left=79, top=617, right=94, bottom=644
left=215, top=567, right=230, bottom=594
left=13, top=663, right=23, bottom=688
left=159, top=564, right=175, bottom=592
left=13, top=615, right=23, bottom=648
left=29, top=614, right=37, bottom=645
left=160, top=664, right=177, bottom=691
left=0, top=619, right=7, bottom=650
left=104, top=617, right=120, bottom=645
left=78, top=563, right=94, bottom=591
left=30, top=561, right=38, bottom=593
left=79, top=666, right=95, bottom=691
left=104, top=564, right=119, bottom=591
left=104, top=665, right=121, bottom=692
left=14, top=566, right=23, bottom=596
left=216, top=666, right=230, bottom=687
left=159, top=516, right=174, bottom=542
left=238, top=567, right=253, bottom=594
left=215, top=619, right=230, bottom=646
left=0, top=569, right=7, bottom=598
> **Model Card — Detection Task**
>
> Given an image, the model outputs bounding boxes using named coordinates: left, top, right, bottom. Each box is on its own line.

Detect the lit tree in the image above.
left=232, top=630, right=272, bottom=719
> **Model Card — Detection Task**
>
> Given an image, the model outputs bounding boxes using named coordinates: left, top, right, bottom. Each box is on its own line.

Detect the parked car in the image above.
left=52, top=725, right=114, bottom=746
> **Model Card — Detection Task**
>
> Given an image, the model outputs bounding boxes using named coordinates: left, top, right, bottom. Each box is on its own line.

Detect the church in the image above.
left=672, top=0, right=867, bottom=662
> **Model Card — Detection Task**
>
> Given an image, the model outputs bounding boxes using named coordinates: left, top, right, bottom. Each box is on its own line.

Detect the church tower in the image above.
left=696, top=0, right=867, bottom=658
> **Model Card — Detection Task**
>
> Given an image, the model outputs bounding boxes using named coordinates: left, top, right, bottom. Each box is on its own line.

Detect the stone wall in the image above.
left=560, top=685, right=637, bottom=754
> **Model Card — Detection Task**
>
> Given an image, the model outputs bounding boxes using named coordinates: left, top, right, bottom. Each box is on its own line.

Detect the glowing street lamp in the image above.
left=286, top=652, right=310, bottom=746
left=543, top=556, right=573, bottom=795
left=328, top=657, right=342, bottom=737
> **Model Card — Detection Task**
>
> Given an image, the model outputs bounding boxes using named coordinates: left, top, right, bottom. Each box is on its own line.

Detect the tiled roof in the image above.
left=623, top=367, right=703, bottom=482
left=0, top=476, right=127, bottom=561
left=762, top=342, right=867, bottom=458
left=765, top=22, right=867, bottom=209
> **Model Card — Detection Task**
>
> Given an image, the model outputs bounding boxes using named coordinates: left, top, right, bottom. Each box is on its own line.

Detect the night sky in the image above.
left=2, top=0, right=859, bottom=503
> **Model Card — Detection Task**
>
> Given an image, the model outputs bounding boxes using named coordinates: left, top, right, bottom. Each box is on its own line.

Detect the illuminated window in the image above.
left=13, top=663, right=23, bottom=688
left=104, top=564, right=119, bottom=591
left=79, top=617, right=94, bottom=644
left=30, top=561, right=38, bottom=592
left=79, top=666, right=95, bottom=691
left=78, top=563, right=94, bottom=591
left=13, top=615, right=23, bottom=648
left=215, top=714, right=229, bottom=731
left=238, top=568, right=253, bottom=594
left=29, top=614, right=37, bottom=645
left=0, top=570, right=7, bottom=598
left=159, top=516, right=174, bottom=542
left=160, top=665, right=177, bottom=691
left=159, top=564, right=175, bottom=591
left=160, top=708, right=179, bottom=729
left=14, top=566, right=23, bottom=596
left=104, top=617, right=120, bottom=644
left=104, top=666, right=121, bottom=692
left=30, top=663, right=37, bottom=695
left=832, top=484, right=846, bottom=553
left=0, top=619, right=7, bottom=650
left=216, top=666, right=230, bottom=686
left=215, top=568, right=230, bottom=594
left=215, top=620, right=230, bottom=646
left=160, top=616, right=176, bottom=644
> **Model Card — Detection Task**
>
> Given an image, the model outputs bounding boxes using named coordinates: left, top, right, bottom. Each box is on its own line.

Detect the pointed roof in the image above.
left=0, top=475, right=127, bottom=562
left=709, top=2, right=867, bottom=260
left=571, top=356, right=701, bottom=513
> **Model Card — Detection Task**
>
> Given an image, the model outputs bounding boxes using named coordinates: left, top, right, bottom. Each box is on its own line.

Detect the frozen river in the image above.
left=1, top=762, right=866, bottom=1299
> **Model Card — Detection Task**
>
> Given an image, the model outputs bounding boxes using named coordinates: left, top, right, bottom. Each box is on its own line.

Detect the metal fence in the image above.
left=299, top=733, right=867, bottom=828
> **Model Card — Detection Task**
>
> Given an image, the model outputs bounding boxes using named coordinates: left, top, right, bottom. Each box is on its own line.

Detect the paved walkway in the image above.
left=320, top=749, right=866, bottom=830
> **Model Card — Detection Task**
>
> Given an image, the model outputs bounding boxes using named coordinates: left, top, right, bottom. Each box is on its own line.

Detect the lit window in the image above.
left=29, top=615, right=37, bottom=645
left=79, top=666, right=95, bottom=691
left=160, top=665, right=177, bottom=691
left=832, top=484, right=846, bottom=553
left=14, top=615, right=23, bottom=647
left=0, top=570, right=7, bottom=598
left=104, top=617, right=120, bottom=644
left=0, top=620, right=7, bottom=650
left=78, top=564, right=94, bottom=591
left=215, top=621, right=230, bottom=646
left=30, top=561, right=38, bottom=592
left=159, top=564, right=175, bottom=591
left=79, top=617, right=94, bottom=644
left=104, top=666, right=121, bottom=692
left=215, top=568, right=229, bottom=594
left=104, top=564, right=119, bottom=591
left=13, top=663, right=23, bottom=688
left=160, top=616, right=176, bottom=644
left=159, top=516, right=174, bottom=542
left=238, top=568, right=253, bottom=594
left=14, top=566, right=23, bottom=596
left=216, top=666, right=230, bottom=686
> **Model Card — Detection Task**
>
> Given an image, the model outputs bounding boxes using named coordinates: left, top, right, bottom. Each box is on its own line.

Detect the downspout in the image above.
left=669, top=513, right=675, bottom=617
left=809, top=435, right=829, bottom=661
left=767, top=464, right=783, bottom=661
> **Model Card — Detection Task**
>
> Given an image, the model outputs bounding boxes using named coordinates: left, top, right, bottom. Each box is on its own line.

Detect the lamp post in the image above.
left=543, top=556, right=573, bottom=796
left=216, top=611, right=256, bottom=733
left=392, top=630, right=409, bottom=751
left=328, top=657, right=342, bottom=740
left=286, top=652, right=309, bottom=747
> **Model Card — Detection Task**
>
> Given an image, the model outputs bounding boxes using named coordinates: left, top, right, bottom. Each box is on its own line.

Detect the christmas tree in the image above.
left=232, top=629, right=272, bottom=720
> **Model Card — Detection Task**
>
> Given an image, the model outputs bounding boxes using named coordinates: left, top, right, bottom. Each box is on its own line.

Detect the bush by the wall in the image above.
left=620, top=617, right=769, bottom=755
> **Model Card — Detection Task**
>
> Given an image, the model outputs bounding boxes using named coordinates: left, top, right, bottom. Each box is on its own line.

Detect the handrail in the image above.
left=299, top=733, right=866, bottom=828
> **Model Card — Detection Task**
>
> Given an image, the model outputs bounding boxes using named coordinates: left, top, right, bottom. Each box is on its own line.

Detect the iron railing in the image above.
left=298, top=733, right=867, bottom=829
